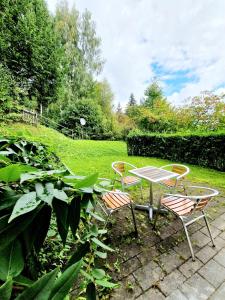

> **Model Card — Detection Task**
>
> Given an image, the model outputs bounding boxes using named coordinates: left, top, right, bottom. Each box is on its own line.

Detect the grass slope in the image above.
left=0, top=123, right=225, bottom=188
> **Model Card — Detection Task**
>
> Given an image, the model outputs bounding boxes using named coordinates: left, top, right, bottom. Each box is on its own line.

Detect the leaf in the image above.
left=53, top=189, right=68, bottom=202
left=35, top=182, right=44, bottom=197
left=80, top=270, right=94, bottom=282
left=0, top=154, right=11, bottom=164
left=94, top=251, right=107, bottom=259
left=0, top=240, right=24, bottom=281
left=95, top=279, right=118, bottom=288
left=69, top=195, right=81, bottom=238
left=22, top=206, right=51, bottom=254
left=75, top=173, right=99, bottom=189
left=49, top=260, right=82, bottom=300
left=0, top=207, right=41, bottom=251
left=53, top=200, right=69, bottom=244
left=91, top=238, right=114, bottom=252
left=15, top=268, right=59, bottom=300
left=91, top=268, right=105, bottom=280
left=0, top=277, right=13, bottom=300
left=65, top=242, right=90, bottom=270
left=0, top=164, right=37, bottom=183
left=8, top=192, right=41, bottom=223
left=89, top=211, right=105, bottom=222
left=13, top=274, right=34, bottom=287
left=0, top=187, right=21, bottom=211
left=86, top=282, right=96, bottom=300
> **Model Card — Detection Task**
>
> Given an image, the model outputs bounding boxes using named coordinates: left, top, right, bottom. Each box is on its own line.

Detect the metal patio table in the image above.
left=129, top=166, right=179, bottom=220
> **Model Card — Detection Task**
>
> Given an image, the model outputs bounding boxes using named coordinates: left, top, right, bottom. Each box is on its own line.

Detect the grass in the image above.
left=0, top=123, right=225, bottom=188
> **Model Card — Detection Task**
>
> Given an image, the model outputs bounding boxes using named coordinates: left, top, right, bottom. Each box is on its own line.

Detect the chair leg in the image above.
left=130, top=204, right=138, bottom=236
left=202, top=211, right=215, bottom=247
left=153, top=200, right=161, bottom=229
left=182, top=220, right=195, bottom=261
left=140, top=182, right=144, bottom=200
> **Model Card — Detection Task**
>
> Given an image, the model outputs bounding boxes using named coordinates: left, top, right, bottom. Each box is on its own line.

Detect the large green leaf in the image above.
left=8, top=192, right=41, bottom=223
left=75, top=173, right=98, bottom=189
left=0, top=277, right=13, bottom=300
left=0, top=208, right=41, bottom=251
left=49, top=260, right=82, bottom=300
left=91, top=269, right=105, bottom=280
left=0, top=154, right=11, bottom=164
left=15, top=268, right=59, bottom=300
left=95, top=279, right=118, bottom=288
left=13, top=274, right=34, bottom=287
left=0, top=164, right=37, bottom=183
left=65, top=242, right=90, bottom=270
left=22, top=206, right=51, bottom=254
left=53, top=189, right=68, bottom=202
left=91, top=238, right=114, bottom=252
left=69, top=195, right=81, bottom=238
left=53, top=200, right=69, bottom=244
left=86, top=282, right=96, bottom=300
left=0, top=187, right=21, bottom=211
left=0, top=240, right=24, bottom=281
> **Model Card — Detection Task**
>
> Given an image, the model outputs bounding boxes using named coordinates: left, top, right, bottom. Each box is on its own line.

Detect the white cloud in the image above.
left=47, top=0, right=225, bottom=107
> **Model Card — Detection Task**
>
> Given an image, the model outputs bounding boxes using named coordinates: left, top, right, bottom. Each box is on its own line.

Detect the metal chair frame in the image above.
left=157, top=186, right=218, bottom=261
left=159, top=164, right=190, bottom=191
left=112, top=161, right=143, bottom=198
left=96, top=178, right=138, bottom=236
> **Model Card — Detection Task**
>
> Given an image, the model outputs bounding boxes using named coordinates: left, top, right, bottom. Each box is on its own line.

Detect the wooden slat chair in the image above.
left=158, top=186, right=218, bottom=260
left=112, top=161, right=143, bottom=198
left=97, top=178, right=138, bottom=236
left=159, top=164, right=190, bottom=191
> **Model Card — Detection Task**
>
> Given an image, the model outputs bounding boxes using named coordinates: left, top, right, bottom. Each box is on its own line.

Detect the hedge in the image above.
left=127, top=132, right=225, bottom=171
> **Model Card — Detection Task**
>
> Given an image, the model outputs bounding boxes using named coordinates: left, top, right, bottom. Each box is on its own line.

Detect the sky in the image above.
left=47, top=0, right=225, bottom=107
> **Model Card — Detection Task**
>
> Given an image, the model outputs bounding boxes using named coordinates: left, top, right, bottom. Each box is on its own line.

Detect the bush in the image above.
left=127, top=131, right=225, bottom=171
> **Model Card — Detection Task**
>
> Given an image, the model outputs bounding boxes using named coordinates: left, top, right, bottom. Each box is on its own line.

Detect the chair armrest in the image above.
left=165, top=186, right=219, bottom=200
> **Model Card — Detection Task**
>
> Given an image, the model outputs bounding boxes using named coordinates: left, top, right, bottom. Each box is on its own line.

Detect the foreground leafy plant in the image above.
left=0, top=138, right=116, bottom=299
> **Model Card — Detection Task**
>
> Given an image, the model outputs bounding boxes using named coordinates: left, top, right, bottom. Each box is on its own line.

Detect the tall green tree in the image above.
left=127, top=93, right=137, bottom=106
left=143, top=80, right=164, bottom=109
left=0, top=0, right=59, bottom=110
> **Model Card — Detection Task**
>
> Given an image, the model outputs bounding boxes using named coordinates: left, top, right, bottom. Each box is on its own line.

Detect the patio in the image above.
left=106, top=183, right=225, bottom=299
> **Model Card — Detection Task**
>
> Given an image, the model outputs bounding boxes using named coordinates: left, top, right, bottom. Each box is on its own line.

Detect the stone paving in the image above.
left=110, top=192, right=225, bottom=300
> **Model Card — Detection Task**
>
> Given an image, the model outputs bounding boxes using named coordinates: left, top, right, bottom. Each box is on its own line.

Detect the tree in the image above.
left=128, top=93, right=137, bottom=106
left=0, top=0, right=59, bottom=109
left=143, top=80, right=164, bottom=109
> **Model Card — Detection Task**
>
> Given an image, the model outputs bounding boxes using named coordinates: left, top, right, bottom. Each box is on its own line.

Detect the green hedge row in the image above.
left=127, top=132, right=225, bottom=171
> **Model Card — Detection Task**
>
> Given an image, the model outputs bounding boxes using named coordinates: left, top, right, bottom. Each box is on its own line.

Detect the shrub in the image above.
left=127, top=131, right=225, bottom=171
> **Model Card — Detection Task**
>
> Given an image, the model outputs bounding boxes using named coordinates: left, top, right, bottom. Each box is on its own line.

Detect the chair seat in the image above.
left=122, top=176, right=140, bottom=185
left=161, top=196, right=195, bottom=216
left=160, top=178, right=176, bottom=188
left=102, top=192, right=131, bottom=210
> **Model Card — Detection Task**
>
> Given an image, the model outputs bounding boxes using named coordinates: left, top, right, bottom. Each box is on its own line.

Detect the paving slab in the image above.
left=198, top=259, right=225, bottom=288
left=133, top=261, right=164, bottom=291
left=209, top=281, right=225, bottom=300
left=213, top=248, right=225, bottom=267
left=200, top=225, right=221, bottom=238
left=179, top=258, right=203, bottom=278
left=219, top=230, right=225, bottom=240
left=195, top=245, right=217, bottom=263
left=158, top=269, right=186, bottom=296
left=211, top=216, right=225, bottom=231
left=179, top=273, right=215, bottom=300
left=158, top=249, right=184, bottom=274
left=212, top=236, right=225, bottom=250
left=166, top=289, right=188, bottom=300
left=191, top=231, right=211, bottom=248
left=136, top=288, right=165, bottom=300
left=110, top=274, right=142, bottom=300
left=118, top=256, right=141, bottom=279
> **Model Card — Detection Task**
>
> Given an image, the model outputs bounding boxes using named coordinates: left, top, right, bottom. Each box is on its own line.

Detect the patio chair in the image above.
left=96, top=178, right=138, bottom=236
left=156, top=186, right=219, bottom=260
left=159, top=164, right=190, bottom=191
left=112, top=161, right=143, bottom=198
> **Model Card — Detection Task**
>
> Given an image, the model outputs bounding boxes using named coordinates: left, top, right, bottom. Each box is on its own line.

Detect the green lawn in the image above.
left=0, top=123, right=225, bottom=188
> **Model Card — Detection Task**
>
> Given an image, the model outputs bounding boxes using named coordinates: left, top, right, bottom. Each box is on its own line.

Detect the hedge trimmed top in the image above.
left=127, top=131, right=225, bottom=171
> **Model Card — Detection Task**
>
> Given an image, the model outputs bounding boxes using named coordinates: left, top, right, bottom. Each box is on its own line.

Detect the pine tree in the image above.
left=128, top=93, right=137, bottom=106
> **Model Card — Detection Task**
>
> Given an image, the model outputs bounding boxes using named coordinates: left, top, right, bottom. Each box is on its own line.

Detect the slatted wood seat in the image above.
left=159, top=164, right=190, bottom=190
left=112, top=161, right=143, bottom=198
left=157, top=186, right=219, bottom=261
left=97, top=178, right=138, bottom=235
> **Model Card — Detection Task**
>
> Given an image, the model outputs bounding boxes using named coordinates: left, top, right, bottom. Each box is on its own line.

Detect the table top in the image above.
left=129, top=166, right=178, bottom=183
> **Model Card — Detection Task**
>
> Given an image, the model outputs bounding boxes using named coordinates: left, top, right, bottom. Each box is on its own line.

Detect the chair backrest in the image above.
left=166, top=186, right=219, bottom=215
left=161, top=164, right=190, bottom=180
left=112, top=161, right=136, bottom=177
